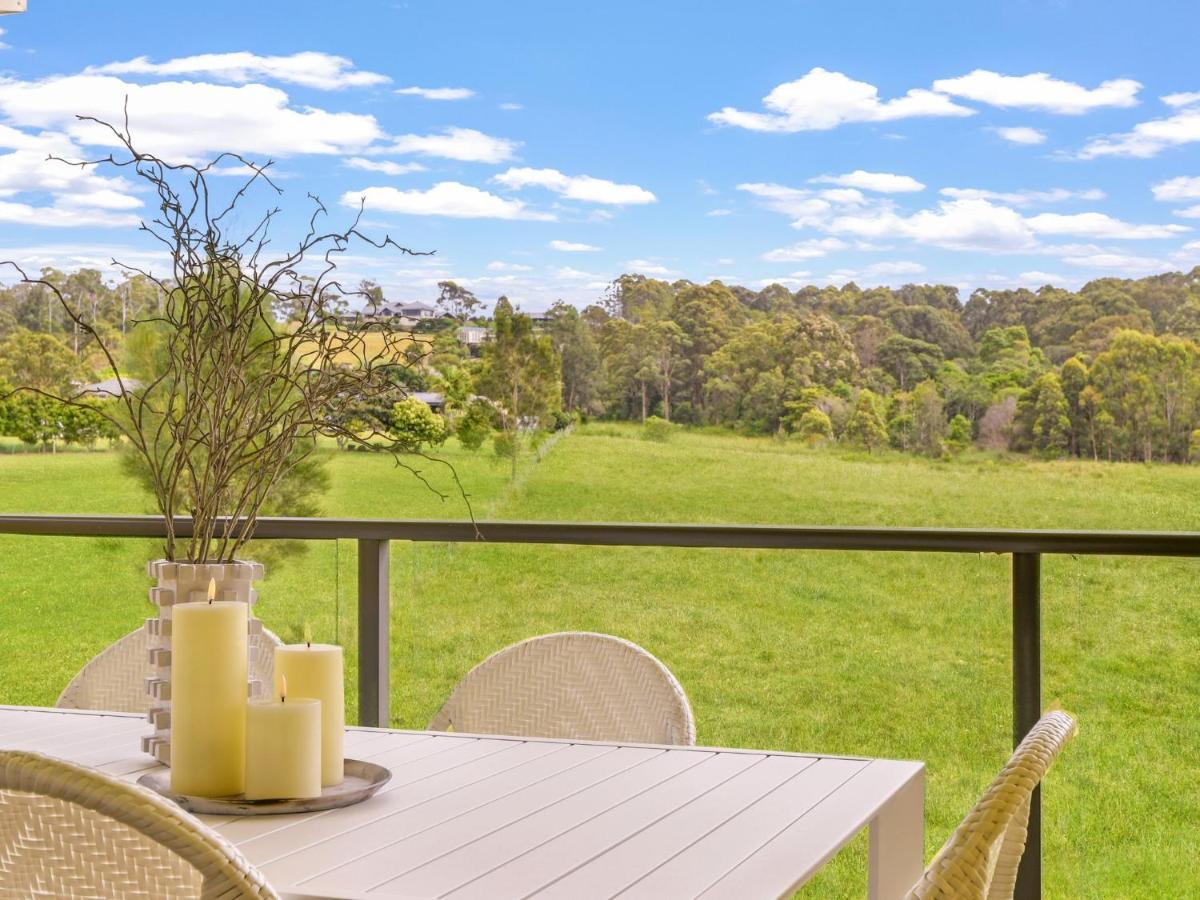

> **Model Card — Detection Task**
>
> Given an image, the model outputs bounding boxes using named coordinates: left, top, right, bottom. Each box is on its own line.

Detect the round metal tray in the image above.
left=138, top=759, right=391, bottom=816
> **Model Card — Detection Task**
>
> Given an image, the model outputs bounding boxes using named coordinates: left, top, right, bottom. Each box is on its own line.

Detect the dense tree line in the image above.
left=7, top=266, right=1200, bottom=463
left=543, top=268, right=1200, bottom=463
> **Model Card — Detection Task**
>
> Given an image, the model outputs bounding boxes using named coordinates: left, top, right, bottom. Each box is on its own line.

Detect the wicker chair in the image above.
left=907, top=710, right=1077, bottom=900
left=0, top=750, right=278, bottom=899
left=55, top=625, right=282, bottom=713
left=429, top=632, right=697, bottom=746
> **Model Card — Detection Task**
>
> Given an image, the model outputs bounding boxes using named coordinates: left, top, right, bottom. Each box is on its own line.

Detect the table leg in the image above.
left=868, top=770, right=925, bottom=900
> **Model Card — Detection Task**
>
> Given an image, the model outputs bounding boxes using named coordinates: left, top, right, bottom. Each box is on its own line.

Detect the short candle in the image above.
left=274, top=640, right=344, bottom=786
left=244, top=676, right=321, bottom=801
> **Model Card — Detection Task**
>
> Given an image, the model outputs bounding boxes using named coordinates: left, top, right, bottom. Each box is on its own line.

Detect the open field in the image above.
left=2, top=426, right=1198, bottom=897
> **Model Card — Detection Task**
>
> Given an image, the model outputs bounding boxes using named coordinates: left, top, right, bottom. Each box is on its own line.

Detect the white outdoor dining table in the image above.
left=1, top=706, right=924, bottom=899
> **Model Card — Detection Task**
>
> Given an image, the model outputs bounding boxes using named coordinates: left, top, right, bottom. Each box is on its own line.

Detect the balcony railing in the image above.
left=5, top=513, right=1199, bottom=898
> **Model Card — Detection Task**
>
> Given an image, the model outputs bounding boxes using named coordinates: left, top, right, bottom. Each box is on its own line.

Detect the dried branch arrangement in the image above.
left=3, top=114, right=469, bottom=562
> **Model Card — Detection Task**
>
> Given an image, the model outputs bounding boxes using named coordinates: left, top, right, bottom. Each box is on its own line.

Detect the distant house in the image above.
left=457, top=325, right=490, bottom=346
left=410, top=391, right=445, bottom=412
left=77, top=377, right=142, bottom=398
left=399, top=302, right=438, bottom=320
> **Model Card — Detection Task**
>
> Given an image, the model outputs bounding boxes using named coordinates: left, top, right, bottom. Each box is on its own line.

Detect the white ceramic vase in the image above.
left=142, top=559, right=267, bottom=765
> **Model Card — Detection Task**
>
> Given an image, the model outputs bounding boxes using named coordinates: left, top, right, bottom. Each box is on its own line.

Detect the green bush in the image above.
left=642, top=416, right=674, bottom=442
left=388, top=397, right=446, bottom=452
left=455, top=399, right=495, bottom=451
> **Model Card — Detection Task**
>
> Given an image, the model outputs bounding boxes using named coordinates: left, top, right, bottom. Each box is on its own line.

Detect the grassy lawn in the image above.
left=1, top=425, right=1197, bottom=897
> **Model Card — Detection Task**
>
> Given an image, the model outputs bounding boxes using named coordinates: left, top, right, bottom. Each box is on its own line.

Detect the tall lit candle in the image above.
left=275, top=635, right=345, bottom=786
left=171, top=578, right=247, bottom=797
left=244, top=675, right=322, bottom=800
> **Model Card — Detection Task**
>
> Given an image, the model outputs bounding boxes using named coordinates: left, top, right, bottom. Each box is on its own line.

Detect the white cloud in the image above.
left=1018, top=271, right=1065, bottom=285
left=932, top=70, right=1140, bottom=113
left=761, top=238, right=847, bottom=261
left=1152, top=175, right=1200, bottom=202
left=549, top=239, right=602, bottom=252
left=494, top=167, right=656, bottom=205
left=940, top=187, right=1106, bottom=206
left=624, top=259, right=679, bottom=276
left=498, top=102, right=523, bottom=111
left=395, top=86, right=474, bottom=101
left=1026, top=211, right=1187, bottom=239
left=708, top=67, right=973, bottom=132
left=706, top=208, right=733, bottom=216
left=827, top=198, right=1034, bottom=252
left=0, top=199, right=140, bottom=228
left=1175, top=204, right=1200, bottom=219
left=87, top=52, right=388, bottom=90
left=737, top=183, right=834, bottom=225
left=385, top=127, right=517, bottom=163
left=0, top=243, right=168, bottom=279
left=1163, top=92, right=1200, bottom=108
left=810, top=170, right=925, bottom=193
left=992, top=126, right=1047, bottom=145
left=1078, top=106, right=1200, bottom=159
left=1061, top=252, right=1169, bottom=273
left=344, top=158, right=426, bottom=176
left=552, top=266, right=604, bottom=281
left=752, top=275, right=811, bottom=288
left=0, top=74, right=383, bottom=160
left=341, top=182, right=554, bottom=220
left=486, top=261, right=533, bottom=271
left=864, top=260, right=926, bottom=276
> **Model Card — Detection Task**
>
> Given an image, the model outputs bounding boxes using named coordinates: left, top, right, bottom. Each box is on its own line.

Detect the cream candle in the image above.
left=244, top=677, right=321, bottom=800
left=170, top=578, right=247, bottom=798
left=275, top=639, right=345, bottom=786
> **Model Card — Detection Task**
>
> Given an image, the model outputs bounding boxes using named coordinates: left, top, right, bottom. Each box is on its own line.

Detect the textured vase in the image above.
left=141, top=559, right=266, bottom=766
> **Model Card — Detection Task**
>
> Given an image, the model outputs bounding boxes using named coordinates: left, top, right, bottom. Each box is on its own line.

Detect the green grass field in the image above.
left=2, top=426, right=1197, bottom=897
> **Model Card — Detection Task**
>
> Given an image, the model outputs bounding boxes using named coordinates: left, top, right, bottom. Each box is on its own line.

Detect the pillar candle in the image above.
left=170, top=582, right=247, bottom=797
left=244, top=686, right=321, bottom=800
left=274, top=642, right=345, bottom=786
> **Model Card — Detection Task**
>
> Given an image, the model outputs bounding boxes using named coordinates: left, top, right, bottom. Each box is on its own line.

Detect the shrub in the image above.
left=388, top=397, right=447, bottom=452
left=795, top=408, right=833, bottom=445
left=642, top=416, right=674, bottom=442
left=455, top=398, right=495, bottom=451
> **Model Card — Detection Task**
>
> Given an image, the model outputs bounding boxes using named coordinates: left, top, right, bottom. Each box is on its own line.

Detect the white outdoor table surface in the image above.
left=0, top=706, right=924, bottom=899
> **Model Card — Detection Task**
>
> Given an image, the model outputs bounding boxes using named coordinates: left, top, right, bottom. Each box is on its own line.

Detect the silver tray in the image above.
left=137, top=759, right=391, bottom=816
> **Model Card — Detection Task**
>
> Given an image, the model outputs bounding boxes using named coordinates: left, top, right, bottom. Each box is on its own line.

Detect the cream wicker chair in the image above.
left=429, top=632, right=696, bottom=745
left=907, top=710, right=1077, bottom=900
left=55, top=626, right=282, bottom=713
left=0, top=750, right=278, bottom=899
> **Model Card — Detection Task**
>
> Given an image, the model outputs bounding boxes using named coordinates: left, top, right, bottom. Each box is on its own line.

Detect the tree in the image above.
left=388, top=397, right=447, bottom=452
left=435, top=281, right=482, bottom=321
left=946, top=414, right=973, bottom=454
left=1059, top=356, right=1089, bottom=456
left=546, top=302, right=602, bottom=414
left=475, top=297, right=561, bottom=478
left=877, top=334, right=943, bottom=391
left=845, top=389, right=887, bottom=451
left=795, top=407, right=833, bottom=445
left=911, top=380, right=947, bottom=457
left=646, top=320, right=688, bottom=421
left=0, top=330, right=82, bottom=393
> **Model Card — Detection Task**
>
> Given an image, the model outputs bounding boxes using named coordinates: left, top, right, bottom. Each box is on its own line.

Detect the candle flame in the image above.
left=206, top=577, right=216, bottom=604
left=303, top=621, right=313, bottom=649
left=280, top=673, right=287, bottom=703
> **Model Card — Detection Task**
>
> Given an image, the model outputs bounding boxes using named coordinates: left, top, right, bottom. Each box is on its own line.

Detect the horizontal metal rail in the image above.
left=4, top=513, right=1200, bottom=556
left=4, top=512, right=1197, bottom=899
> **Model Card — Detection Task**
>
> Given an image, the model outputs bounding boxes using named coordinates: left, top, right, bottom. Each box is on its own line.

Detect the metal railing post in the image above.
left=357, top=538, right=390, bottom=728
left=1012, top=552, right=1042, bottom=900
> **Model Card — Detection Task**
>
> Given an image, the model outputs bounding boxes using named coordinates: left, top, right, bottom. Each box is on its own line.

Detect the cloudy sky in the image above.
left=1, top=0, right=1199, bottom=309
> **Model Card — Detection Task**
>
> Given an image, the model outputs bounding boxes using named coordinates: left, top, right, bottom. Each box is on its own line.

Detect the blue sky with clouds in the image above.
left=1, top=0, right=1199, bottom=309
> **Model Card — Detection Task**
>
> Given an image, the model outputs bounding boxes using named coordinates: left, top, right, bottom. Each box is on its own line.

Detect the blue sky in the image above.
left=1, top=0, right=1199, bottom=309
